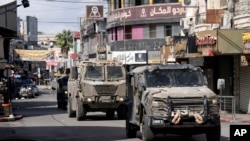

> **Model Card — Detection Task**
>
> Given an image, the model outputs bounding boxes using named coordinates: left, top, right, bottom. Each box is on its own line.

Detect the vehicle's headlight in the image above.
left=64, top=91, right=68, bottom=94
left=211, top=98, right=218, bottom=106
left=151, top=108, right=168, bottom=117
left=28, top=87, right=31, bottom=90
left=209, top=98, right=220, bottom=115
left=151, top=100, right=168, bottom=117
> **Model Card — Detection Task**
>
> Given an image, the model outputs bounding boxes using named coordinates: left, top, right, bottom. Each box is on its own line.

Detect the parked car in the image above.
left=14, top=79, right=35, bottom=99
left=29, top=84, right=39, bottom=96
left=18, top=84, right=35, bottom=98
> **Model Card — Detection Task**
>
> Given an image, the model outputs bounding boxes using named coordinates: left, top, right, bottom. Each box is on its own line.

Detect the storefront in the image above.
left=239, top=32, right=250, bottom=113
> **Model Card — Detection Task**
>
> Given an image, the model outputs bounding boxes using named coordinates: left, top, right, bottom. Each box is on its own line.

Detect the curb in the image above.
left=220, top=117, right=250, bottom=123
left=0, top=115, right=23, bottom=122
left=220, top=117, right=232, bottom=122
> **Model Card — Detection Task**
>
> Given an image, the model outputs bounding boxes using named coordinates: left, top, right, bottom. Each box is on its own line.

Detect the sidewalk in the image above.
left=220, top=112, right=250, bottom=123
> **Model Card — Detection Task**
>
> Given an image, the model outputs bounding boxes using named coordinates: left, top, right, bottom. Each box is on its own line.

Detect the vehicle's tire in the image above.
left=106, top=110, right=115, bottom=119
left=142, top=112, right=154, bottom=141
left=117, top=105, right=126, bottom=120
left=126, top=118, right=137, bottom=138
left=68, top=97, right=76, bottom=117
left=76, top=98, right=86, bottom=121
left=206, top=124, right=221, bottom=141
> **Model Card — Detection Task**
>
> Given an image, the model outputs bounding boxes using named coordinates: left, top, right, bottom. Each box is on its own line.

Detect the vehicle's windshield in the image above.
left=175, top=70, right=202, bottom=86
left=146, top=69, right=203, bottom=87
left=147, top=70, right=171, bottom=87
left=85, top=66, right=103, bottom=80
left=107, top=66, right=124, bottom=80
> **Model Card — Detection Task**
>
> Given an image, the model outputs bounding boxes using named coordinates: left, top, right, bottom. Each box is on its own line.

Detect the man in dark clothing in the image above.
left=56, top=69, right=70, bottom=110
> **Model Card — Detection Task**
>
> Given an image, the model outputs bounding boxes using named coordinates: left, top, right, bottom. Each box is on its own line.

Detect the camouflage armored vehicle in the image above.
left=125, top=63, right=224, bottom=141
left=67, top=60, right=127, bottom=121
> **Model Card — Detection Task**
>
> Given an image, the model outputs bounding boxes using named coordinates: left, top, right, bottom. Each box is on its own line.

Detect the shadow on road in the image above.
left=0, top=125, right=230, bottom=141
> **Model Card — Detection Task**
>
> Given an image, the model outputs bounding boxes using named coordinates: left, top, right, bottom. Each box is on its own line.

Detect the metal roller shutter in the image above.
left=239, top=66, right=250, bottom=113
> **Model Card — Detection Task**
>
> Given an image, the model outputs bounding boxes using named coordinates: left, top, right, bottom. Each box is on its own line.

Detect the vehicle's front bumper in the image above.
left=148, top=116, right=220, bottom=135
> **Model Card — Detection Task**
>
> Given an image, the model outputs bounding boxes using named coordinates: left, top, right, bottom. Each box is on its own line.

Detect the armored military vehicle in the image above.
left=125, top=62, right=224, bottom=141
left=67, top=60, right=127, bottom=121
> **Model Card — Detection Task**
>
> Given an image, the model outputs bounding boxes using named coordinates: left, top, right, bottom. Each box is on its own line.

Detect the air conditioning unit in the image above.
left=180, top=18, right=190, bottom=30
left=182, top=0, right=197, bottom=7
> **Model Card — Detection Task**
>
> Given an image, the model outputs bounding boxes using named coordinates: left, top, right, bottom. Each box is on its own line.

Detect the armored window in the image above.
left=146, top=70, right=171, bottom=87
left=107, top=66, right=124, bottom=80
left=174, top=70, right=203, bottom=86
left=85, top=66, right=103, bottom=80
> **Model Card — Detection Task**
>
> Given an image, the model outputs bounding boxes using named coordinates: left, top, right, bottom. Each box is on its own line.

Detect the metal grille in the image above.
left=95, top=85, right=117, bottom=95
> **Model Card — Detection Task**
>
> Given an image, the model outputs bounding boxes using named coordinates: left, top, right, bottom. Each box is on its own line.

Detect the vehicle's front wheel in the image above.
left=68, top=97, right=76, bottom=117
left=142, top=112, right=154, bottom=141
left=206, top=124, right=221, bottom=141
left=76, top=98, right=86, bottom=121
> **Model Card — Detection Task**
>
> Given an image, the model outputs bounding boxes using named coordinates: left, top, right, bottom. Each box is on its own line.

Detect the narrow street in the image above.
left=0, top=86, right=231, bottom=141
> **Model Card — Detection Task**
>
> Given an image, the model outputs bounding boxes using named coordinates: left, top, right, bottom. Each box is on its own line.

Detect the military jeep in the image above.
left=67, top=60, right=127, bottom=121
left=125, top=63, right=223, bottom=141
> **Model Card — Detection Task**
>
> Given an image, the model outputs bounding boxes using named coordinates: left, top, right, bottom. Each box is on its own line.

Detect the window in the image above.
left=146, top=70, right=171, bottom=87
left=154, top=0, right=164, bottom=4
left=135, top=0, right=142, bottom=6
left=165, top=25, right=172, bottom=36
left=85, top=66, right=103, bottom=80
left=149, top=24, right=156, bottom=38
left=175, top=70, right=202, bottom=86
left=107, top=66, right=124, bottom=80
left=125, top=26, right=132, bottom=39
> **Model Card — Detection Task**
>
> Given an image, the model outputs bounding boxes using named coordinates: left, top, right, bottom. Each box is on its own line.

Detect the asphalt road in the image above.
left=0, top=86, right=232, bottom=141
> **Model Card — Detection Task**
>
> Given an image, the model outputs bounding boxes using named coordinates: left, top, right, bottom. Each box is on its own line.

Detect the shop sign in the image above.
left=196, top=35, right=217, bottom=46
left=242, top=32, right=250, bottom=54
left=73, top=31, right=80, bottom=39
left=107, top=3, right=185, bottom=23
left=241, top=55, right=249, bottom=66
left=196, top=35, right=216, bottom=56
left=86, top=5, right=103, bottom=21
left=46, top=60, right=57, bottom=66
left=112, top=50, right=147, bottom=65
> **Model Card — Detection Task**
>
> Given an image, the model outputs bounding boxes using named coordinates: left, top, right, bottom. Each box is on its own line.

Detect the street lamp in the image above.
left=17, top=0, right=30, bottom=8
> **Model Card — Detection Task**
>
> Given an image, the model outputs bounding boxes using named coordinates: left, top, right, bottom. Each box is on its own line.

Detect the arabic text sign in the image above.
left=112, top=51, right=147, bottom=65
left=14, top=49, right=51, bottom=61
left=107, top=3, right=186, bottom=23
left=86, top=5, right=103, bottom=21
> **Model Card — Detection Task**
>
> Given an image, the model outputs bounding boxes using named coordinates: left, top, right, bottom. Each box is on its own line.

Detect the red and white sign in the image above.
left=46, top=60, right=57, bottom=66
left=73, top=31, right=80, bottom=39
left=70, top=53, right=78, bottom=60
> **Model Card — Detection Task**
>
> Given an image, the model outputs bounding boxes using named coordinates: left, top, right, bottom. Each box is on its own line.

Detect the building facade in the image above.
left=106, top=0, right=184, bottom=65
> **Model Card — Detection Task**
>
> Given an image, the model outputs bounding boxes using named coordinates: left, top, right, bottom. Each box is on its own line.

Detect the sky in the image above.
left=10, top=0, right=107, bottom=34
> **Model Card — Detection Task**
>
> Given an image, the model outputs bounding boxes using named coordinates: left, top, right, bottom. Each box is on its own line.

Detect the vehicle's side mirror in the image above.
left=138, top=80, right=146, bottom=92
left=217, top=79, right=225, bottom=90
left=203, top=76, right=208, bottom=85
left=51, top=87, right=56, bottom=90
